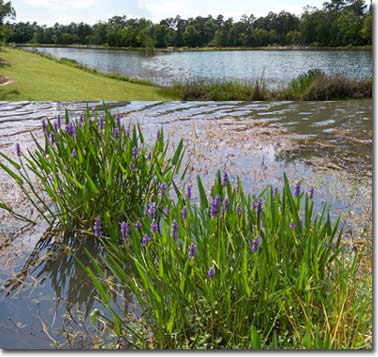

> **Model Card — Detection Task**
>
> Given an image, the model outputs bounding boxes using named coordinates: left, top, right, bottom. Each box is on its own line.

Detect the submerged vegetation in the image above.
left=0, top=109, right=372, bottom=349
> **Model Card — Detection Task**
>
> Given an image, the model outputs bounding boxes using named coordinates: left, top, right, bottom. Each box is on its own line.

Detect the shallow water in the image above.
left=27, top=47, right=372, bottom=87
left=0, top=100, right=372, bottom=349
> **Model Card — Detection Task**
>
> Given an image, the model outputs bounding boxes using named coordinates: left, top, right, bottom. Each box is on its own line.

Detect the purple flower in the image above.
left=251, top=238, right=260, bottom=253
left=135, top=221, right=142, bottom=231
left=42, top=119, right=47, bottom=134
left=120, top=221, right=130, bottom=241
left=49, top=132, right=55, bottom=144
left=57, top=115, right=61, bottom=129
left=252, top=201, right=258, bottom=211
left=93, top=217, right=102, bottom=237
left=129, top=162, right=135, bottom=170
left=289, top=222, right=296, bottom=229
left=142, top=234, right=151, bottom=247
left=181, top=206, right=187, bottom=221
left=160, top=182, right=167, bottom=195
left=116, top=113, right=121, bottom=127
left=126, top=127, right=131, bottom=137
left=65, top=122, right=75, bottom=137
left=294, top=182, right=301, bottom=198
left=147, top=152, right=152, bottom=161
left=53, top=121, right=59, bottom=131
left=71, top=150, right=77, bottom=158
left=252, top=199, right=263, bottom=214
left=147, top=201, right=156, bottom=219
left=132, top=146, right=138, bottom=160
left=237, top=205, right=243, bottom=216
left=113, top=127, right=119, bottom=139
left=309, top=187, right=314, bottom=200
left=188, top=243, right=196, bottom=258
left=16, top=143, right=21, bottom=157
left=151, top=221, right=159, bottom=233
left=222, top=170, right=229, bottom=186
left=210, top=195, right=221, bottom=217
left=172, top=219, right=178, bottom=240
left=186, top=184, right=192, bottom=199
left=223, top=198, right=229, bottom=211
left=208, top=266, right=215, bottom=280
left=274, top=187, right=278, bottom=199
left=156, top=129, right=161, bottom=140
left=163, top=208, right=170, bottom=216
left=98, top=116, right=105, bottom=130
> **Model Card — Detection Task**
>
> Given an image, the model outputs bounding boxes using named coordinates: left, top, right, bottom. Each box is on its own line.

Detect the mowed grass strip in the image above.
left=0, top=48, right=177, bottom=101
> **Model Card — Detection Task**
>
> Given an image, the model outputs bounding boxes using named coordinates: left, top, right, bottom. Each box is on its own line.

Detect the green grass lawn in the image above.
left=0, top=48, right=177, bottom=101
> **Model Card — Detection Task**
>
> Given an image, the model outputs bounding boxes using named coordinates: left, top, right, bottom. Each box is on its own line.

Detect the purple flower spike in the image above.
left=251, top=238, right=260, bottom=253
left=126, top=127, right=131, bottom=137
left=65, top=122, right=75, bottom=137
left=210, top=195, right=221, bottom=217
left=294, top=182, right=301, bottom=198
left=113, top=127, right=119, bottom=139
left=129, top=162, right=135, bottom=170
left=16, top=143, right=21, bottom=157
left=289, top=222, right=296, bottom=230
left=163, top=208, right=170, bottom=216
left=98, top=116, right=105, bottom=130
left=79, top=114, right=85, bottom=125
left=208, top=266, right=215, bottom=280
left=116, top=113, right=121, bottom=127
left=132, top=146, right=138, bottom=161
left=181, top=206, right=187, bottom=221
left=222, top=170, right=229, bottom=186
left=142, top=234, right=151, bottom=247
left=156, top=129, right=161, bottom=140
left=57, top=115, right=61, bottom=129
left=186, top=184, right=192, bottom=199
left=151, top=221, right=159, bottom=233
left=135, top=221, right=142, bottom=231
left=252, top=201, right=258, bottom=211
left=49, top=132, right=55, bottom=145
left=237, top=205, right=242, bottom=216
left=224, top=198, right=229, bottom=211
left=274, top=187, right=278, bottom=199
left=93, top=217, right=102, bottom=237
left=120, top=221, right=130, bottom=241
left=188, top=243, right=196, bottom=258
left=42, top=119, right=47, bottom=133
left=147, top=152, right=152, bottom=161
left=147, top=201, right=156, bottom=219
left=172, top=219, right=178, bottom=240
left=53, top=121, right=59, bottom=131
left=71, top=150, right=77, bottom=158
left=160, top=182, right=167, bottom=195
left=309, top=187, right=314, bottom=200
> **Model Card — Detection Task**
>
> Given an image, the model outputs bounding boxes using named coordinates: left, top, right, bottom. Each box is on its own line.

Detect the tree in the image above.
left=0, top=0, right=15, bottom=42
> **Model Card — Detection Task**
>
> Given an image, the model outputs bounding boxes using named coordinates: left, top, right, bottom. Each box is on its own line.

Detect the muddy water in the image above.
left=0, top=100, right=372, bottom=349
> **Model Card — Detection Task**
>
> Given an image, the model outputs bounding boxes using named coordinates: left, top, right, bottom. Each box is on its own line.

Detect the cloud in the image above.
left=23, top=0, right=96, bottom=11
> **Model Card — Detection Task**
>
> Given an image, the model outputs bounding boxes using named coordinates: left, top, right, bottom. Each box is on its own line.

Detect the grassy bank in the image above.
left=0, top=48, right=176, bottom=101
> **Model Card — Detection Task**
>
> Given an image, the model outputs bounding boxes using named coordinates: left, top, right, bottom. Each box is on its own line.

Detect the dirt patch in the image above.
left=0, top=75, right=14, bottom=86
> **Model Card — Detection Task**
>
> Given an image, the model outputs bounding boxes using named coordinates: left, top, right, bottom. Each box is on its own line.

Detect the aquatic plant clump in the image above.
left=0, top=109, right=186, bottom=238
left=84, top=172, right=368, bottom=349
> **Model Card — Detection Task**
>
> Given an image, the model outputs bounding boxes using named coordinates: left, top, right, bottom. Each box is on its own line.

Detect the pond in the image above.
left=0, top=100, right=372, bottom=349
left=26, top=47, right=373, bottom=87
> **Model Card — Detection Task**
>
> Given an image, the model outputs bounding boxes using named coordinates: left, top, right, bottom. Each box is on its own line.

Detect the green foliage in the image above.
left=0, top=109, right=185, bottom=236
left=84, top=171, right=371, bottom=349
left=4, top=1, right=372, bottom=48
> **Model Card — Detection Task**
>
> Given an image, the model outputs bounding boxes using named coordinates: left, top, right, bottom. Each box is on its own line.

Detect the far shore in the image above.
left=13, top=43, right=373, bottom=53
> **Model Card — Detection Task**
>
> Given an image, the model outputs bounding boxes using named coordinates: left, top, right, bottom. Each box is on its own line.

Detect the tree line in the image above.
left=2, top=0, right=373, bottom=48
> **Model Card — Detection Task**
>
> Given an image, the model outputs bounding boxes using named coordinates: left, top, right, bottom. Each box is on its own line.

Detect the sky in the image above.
left=6, top=0, right=360, bottom=26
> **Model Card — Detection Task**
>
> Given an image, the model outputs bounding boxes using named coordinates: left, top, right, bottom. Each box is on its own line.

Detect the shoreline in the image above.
left=13, top=43, right=373, bottom=53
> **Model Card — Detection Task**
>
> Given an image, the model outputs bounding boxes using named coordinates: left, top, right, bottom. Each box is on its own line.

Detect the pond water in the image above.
left=27, top=47, right=373, bottom=87
left=0, top=100, right=372, bottom=349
